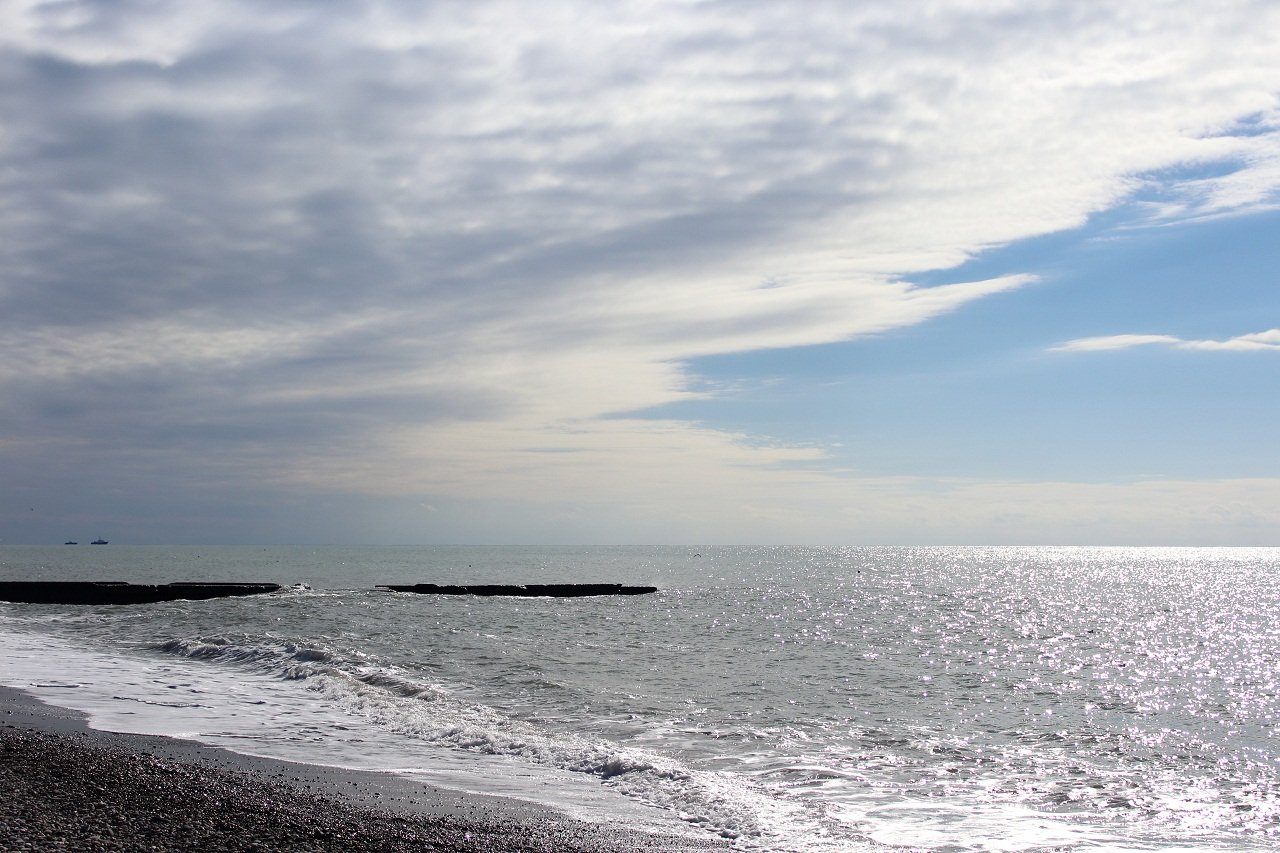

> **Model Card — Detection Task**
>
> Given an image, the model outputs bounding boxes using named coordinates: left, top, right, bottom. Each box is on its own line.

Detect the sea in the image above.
left=1, top=545, right=1277, bottom=852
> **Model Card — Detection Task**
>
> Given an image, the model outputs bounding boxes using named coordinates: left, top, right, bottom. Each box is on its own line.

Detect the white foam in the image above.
left=0, top=627, right=680, bottom=830
left=152, top=630, right=868, bottom=850
left=1, top=626, right=867, bottom=850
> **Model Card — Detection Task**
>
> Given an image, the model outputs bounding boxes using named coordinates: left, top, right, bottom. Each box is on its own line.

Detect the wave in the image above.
left=155, top=636, right=343, bottom=680
left=150, top=633, right=852, bottom=851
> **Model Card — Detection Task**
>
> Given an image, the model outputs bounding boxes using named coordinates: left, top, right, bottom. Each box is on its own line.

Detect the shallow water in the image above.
left=2, top=545, right=1277, bottom=851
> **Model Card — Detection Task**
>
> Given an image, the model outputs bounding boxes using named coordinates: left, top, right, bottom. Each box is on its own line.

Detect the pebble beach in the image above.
left=0, top=687, right=724, bottom=852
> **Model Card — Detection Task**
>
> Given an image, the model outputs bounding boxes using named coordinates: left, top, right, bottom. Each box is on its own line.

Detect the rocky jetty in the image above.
left=378, top=583, right=657, bottom=597
left=0, top=581, right=282, bottom=605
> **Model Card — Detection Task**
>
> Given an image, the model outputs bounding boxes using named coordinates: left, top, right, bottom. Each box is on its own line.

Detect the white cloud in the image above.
left=1053, top=329, right=1280, bottom=353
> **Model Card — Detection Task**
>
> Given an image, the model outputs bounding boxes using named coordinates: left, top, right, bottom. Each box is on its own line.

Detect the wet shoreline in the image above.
left=0, top=686, right=725, bottom=852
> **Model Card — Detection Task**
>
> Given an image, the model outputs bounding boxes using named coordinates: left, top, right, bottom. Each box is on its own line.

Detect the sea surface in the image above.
left=1, top=545, right=1277, bottom=851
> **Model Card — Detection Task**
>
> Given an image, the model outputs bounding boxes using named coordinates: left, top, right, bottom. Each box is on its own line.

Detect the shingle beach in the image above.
left=0, top=687, right=725, bottom=852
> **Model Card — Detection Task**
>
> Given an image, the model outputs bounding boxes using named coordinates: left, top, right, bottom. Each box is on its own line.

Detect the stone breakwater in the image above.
left=0, top=581, right=282, bottom=605
left=377, top=583, right=658, bottom=597
left=0, top=581, right=659, bottom=604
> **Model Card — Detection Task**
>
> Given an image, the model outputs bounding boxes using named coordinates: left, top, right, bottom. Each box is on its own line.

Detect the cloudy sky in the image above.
left=3, top=0, right=1278, bottom=545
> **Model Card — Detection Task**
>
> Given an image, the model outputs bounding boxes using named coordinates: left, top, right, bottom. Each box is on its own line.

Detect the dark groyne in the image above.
left=378, top=583, right=657, bottom=597
left=0, top=582, right=282, bottom=605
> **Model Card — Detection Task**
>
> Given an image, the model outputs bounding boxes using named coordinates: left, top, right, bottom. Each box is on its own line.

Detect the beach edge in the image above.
left=0, top=685, right=725, bottom=852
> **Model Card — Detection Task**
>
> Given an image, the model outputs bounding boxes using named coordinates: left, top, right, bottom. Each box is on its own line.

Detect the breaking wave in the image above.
left=151, top=634, right=848, bottom=851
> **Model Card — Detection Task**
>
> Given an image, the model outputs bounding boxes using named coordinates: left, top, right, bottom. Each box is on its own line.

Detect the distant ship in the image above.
left=64, top=541, right=78, bottom=545
left=90, top=539, right=109, bottom=545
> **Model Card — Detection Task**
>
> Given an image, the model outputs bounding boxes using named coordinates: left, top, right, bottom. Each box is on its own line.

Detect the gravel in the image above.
left=0, top=690, right=726, bottom=853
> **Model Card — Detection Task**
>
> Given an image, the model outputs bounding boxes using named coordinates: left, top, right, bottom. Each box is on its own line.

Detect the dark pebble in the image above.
left=0, top=727, right=725, bottom=852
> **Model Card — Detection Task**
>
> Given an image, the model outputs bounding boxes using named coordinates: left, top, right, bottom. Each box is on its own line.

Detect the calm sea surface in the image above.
left=1, top=545, right=1277, bottom=851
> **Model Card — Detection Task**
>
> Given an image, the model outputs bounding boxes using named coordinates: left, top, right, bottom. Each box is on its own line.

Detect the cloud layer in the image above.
left=3, top=0, right=1279, bottom=540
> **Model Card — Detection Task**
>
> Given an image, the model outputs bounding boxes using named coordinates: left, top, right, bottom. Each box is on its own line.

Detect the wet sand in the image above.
left=0, top=686, right=726, bottom=852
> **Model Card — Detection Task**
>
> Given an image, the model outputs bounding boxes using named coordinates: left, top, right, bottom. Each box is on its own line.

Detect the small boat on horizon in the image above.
left=64, top=541, right=78, bottom=545
left=90, top=538, right=108, bottom=545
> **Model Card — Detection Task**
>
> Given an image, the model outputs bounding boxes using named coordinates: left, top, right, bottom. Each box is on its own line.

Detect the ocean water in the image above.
left=1, top=545, right=1277, bottom=852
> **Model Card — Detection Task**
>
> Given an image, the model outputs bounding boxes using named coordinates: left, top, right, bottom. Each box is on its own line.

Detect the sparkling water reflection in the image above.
left=2, top=545, right=1277, bottom=851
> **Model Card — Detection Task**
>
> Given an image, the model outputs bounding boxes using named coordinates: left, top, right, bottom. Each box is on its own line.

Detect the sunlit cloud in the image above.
left=1053, top=329, right=1280, bottom=353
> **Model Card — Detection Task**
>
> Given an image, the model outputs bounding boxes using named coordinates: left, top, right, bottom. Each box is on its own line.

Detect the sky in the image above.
left=2, top=0, right=1278, bottom=546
